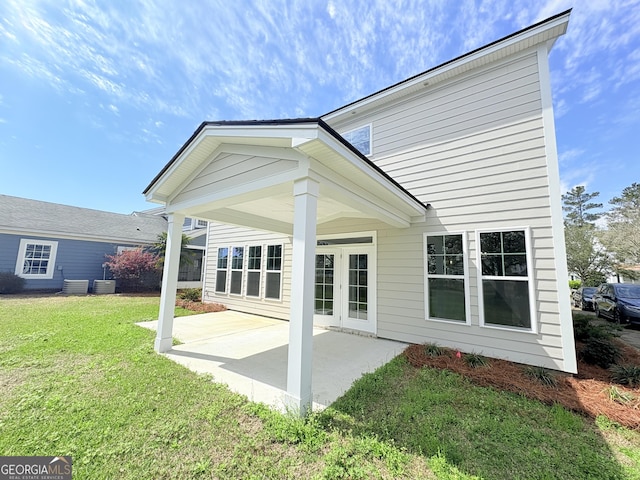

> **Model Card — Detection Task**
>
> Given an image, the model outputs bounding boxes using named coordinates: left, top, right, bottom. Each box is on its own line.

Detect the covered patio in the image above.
left=137, top=310, right=408, bottom=411
left=144, top=118, right=426, bottom=414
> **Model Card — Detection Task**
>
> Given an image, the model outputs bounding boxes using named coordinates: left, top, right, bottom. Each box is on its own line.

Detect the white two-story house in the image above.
left=143, top=10, right=576, bottom=414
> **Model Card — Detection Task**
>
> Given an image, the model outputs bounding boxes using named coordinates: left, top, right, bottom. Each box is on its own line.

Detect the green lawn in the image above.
left=1, top=295, right=639, bottom=479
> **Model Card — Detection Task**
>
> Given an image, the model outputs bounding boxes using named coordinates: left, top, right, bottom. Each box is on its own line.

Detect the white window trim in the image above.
left=245, top=245, right=262, bottom=298
left=341, top=124, right=372, bottom=156
left=423, top=231, right=471, bottom=325
left=15, top=239, right=58, bottom=279
left=316, top=230, right=377, bottom=245
left=229, top=246, right=244, bottom=296
left=214, top=246, right=229, bottom=294
left=476, top=226, right=537, bottom=334
left=264, top=243, right=284, bottom=302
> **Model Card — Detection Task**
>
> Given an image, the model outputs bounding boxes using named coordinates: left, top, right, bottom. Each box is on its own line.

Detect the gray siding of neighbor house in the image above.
left=0, top=233, right=141, bottom=291
left=201, top=47, right=573, bottom=372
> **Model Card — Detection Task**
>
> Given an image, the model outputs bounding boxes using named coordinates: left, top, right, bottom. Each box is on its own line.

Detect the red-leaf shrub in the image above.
left=104, top=249, right=160, bottom=292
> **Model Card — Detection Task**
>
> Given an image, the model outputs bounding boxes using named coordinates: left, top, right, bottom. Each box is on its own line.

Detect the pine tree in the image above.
left=562, top=185, right=603, bottom=227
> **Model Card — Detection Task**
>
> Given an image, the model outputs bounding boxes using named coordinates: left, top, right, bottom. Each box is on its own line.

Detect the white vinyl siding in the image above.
left=324, top=50, right=569, bottom=370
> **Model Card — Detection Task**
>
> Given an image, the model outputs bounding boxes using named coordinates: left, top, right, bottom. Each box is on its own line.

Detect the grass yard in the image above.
left=1, top=295, right=639, bottom=479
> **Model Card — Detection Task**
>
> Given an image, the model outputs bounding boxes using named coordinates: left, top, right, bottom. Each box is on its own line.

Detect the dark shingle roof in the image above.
left=0, top=195, right=167, bottom=244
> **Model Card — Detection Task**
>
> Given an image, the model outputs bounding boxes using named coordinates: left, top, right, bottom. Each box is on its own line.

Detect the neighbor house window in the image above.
left=477, top=228, right=535, bottom=331
left=246, top=246, right=262, bottom=297
left=15, top=239, right=58, bottom=279
left=230, top=246, right=244, bottom=295
left=424, top=233, right=469, bottom=323
left=265, top=244, right=283, bottom=300
left=342, top=125, right=371, bottom=156
left=215, top=247, right=228, bottom=293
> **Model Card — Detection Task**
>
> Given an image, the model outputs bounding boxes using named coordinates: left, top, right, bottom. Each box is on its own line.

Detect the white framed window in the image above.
left=342, top=124, right=371, bottom=156
left=196, top=219, right=208, bottom=228
left=424, top=232, right=470, bottom=324
left=246, top=245, right=262, bottom=297
left=476, top=227, right=536, bottom=333
left=265, top=244, right=283, bottom=300
left=229, top=246, right=244, bottom=295
left=15, top=239, right=58, bottom=279
left=215, top=247, right=229, bottom=293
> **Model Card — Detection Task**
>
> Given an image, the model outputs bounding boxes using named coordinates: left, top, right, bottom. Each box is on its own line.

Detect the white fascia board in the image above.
left=323, top=13, right=570, bottom=123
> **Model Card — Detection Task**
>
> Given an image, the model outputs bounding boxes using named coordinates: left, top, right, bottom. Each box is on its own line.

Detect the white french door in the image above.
left=314, top=245, right=376, bottom=334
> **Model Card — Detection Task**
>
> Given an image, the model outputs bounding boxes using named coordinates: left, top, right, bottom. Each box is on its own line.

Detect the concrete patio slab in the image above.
left=137, top=310, right=408, bottom=412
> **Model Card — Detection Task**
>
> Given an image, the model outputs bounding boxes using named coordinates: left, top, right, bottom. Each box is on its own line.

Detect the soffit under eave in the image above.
left=295, top=137, right=426, bottom=219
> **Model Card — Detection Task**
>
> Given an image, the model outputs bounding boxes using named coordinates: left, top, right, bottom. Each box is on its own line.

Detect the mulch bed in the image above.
left=403, top=339, right=640, bottom=429
left=175, top=299, right=227, bottom=313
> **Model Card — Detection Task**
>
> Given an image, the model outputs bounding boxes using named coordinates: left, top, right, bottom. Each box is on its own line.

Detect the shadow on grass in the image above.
left=320, top=356, right=628, bottom=480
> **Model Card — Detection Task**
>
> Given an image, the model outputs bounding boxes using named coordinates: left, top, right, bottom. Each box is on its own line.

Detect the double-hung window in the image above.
left=342, top=125, right=371, bottom=156
left=15, top=239, right=58, bottom=279
left=424, top=233, right=469, bottom=323
left=246, top=246, right=262, bottom=297
left=229, top=247, right=244, bottom=295
left=265, top=244, right=282, bottom=300
left=215, top=247, right=229, bottom=293
left=477, top=228, right=535, bottom=331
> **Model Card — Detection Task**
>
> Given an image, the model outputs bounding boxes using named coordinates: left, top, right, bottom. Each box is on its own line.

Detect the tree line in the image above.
left=563, top=182, right=640, bottom=286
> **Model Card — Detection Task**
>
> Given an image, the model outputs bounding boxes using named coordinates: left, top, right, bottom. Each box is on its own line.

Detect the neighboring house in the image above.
left=144, top=11, right=576, bottom=414
left=142, top=206, right=208, bottom=289
left=0, top=195, right=167, bottom=291
left=178, top=217, right=207, bottom=288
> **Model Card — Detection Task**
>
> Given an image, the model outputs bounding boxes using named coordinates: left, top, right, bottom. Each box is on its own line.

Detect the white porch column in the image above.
left=154, top=213, right=185, bottom=353
left=286, top=177, right=319, bottom=416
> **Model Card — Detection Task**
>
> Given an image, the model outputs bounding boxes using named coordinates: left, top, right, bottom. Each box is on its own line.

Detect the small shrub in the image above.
left=610, top=364, right=640, bottom=387
left=607, top=386, right=635, bottom=405
left=463, top=353, right=489, bottom=368
left=104, top=249, right=160, bottom=292
left=178, top=288, right=202, bottom=302
left=580, top=338, right=621, bottom=369
left=573, top=315, right=620, bottom=341
left=0, top=272, right=25, bottom=294
left=524, top=366, right=558, bottom=387
left=569, top=280, right=581, bottom=290
left=423, top=343, right=444, bottom=357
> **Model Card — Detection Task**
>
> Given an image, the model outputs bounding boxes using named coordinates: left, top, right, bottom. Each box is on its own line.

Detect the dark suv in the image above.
left=592, top=283, right=640, bottom=325
left=572, top=286, right=597, bottom=311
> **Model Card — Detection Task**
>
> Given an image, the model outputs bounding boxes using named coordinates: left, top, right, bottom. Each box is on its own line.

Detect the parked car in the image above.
left=572, top=286, right=597, bottom=311
left=592, top=283, right=640, bottom=325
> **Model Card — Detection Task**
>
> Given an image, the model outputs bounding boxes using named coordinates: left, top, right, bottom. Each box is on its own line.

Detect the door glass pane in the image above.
left=348, top=254, right=367, bottom=320
left=315, top=254, right=334, bottom=315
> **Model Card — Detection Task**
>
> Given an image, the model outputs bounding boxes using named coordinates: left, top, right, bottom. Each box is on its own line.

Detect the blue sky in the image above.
left=0, top=0, right=639, bottom=214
